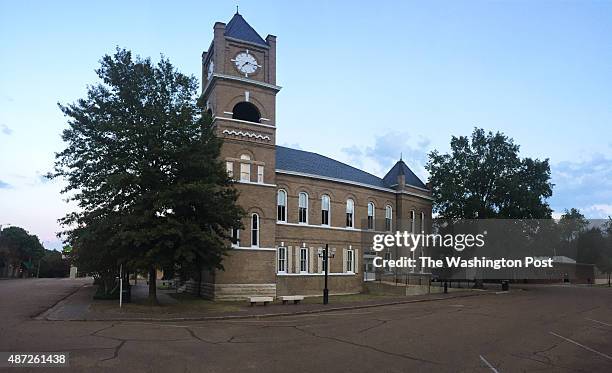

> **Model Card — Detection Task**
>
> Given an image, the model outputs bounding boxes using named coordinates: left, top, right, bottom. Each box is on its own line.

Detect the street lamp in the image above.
left=317, top=244, right=336, bottom=305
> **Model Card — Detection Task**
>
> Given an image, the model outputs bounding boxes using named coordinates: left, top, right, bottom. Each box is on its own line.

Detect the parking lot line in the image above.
left=585, top=318, right=612, bottom=327
left=549, top=332, right=612, bottom=361
left=479, top=355, right=500, bottom=373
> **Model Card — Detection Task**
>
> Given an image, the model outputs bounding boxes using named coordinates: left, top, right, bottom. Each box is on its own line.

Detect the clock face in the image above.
left=232, top=50, right=260, bottom=77
left=207, top=61, right=214, bottom=80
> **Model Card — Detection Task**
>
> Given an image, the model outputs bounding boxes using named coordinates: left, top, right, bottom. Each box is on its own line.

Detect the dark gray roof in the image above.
left=225, top=13, right=268, bottom=47
left=382, top=160, right=427, bottom=189
left=276, top=146, right=427, bottom=190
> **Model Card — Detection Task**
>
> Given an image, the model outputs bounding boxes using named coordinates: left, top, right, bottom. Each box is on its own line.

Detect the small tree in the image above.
left=51, top=49, right=244, bottom=304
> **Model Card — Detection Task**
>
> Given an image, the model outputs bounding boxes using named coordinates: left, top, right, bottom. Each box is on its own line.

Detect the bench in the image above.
left=280, top=295, right=304, bottom=305
left=249, top=296, right=273, bottom=306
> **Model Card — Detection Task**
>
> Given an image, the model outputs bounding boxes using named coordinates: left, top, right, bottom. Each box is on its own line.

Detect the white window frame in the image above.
left=277, top=189, right=287, bottom=222
left=420, top=212, right=425, bottom=233
left=299, top=247, right=308, bottom=273
left=251, top=213, right=259, bottom=248
left=367, top=202, right=375, bottom=230
left=277, top=247, right=287, bottom=273
left=226, top=161, right=234, bottom=178
left=298, top=192, right=308, bottom=224
left=321, top=195, right=330, bottom=226
left=346, top=199, right=354, bottom=228
left=240, top=162, right=250, bottom=182
left=231, top=227, right=240, bottom=247
left=346, top=248, right=355, bottom=273
left=385, top=205, right=393, bottom=231
left=410, top=210, right=416, bottom=233
left=257, top=165, right=264, bottom=183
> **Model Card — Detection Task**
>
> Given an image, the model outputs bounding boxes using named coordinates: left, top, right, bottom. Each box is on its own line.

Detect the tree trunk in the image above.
left=148, top=266, right=158, bottom=305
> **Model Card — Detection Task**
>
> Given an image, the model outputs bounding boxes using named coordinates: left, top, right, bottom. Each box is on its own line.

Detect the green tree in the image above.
left=38, top=249, right=70, bottom=278
left=0, top=226, right=45, bottom=277
left=426, top=128, right=553, bottom=219
left=50, top=48, right=244, bottom=304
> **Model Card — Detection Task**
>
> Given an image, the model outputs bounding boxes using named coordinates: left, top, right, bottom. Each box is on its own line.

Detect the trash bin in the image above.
left=501, top=280, right=509, bottom=291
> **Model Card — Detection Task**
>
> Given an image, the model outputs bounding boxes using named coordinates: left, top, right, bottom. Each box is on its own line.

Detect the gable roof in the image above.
left=225, top=13, right=268, bottom=47
left=275, top=146, right=427, bottom=191
left=382, top=160, right=427, bottom=189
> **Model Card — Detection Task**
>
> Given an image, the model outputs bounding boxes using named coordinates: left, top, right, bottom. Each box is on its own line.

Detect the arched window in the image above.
left=321, top=195, right=330, bottom=226
left=298, top=192, right=308, bottom=224
left=410, top=210, right=416, bottom=233
left=232, top=102, right=261, bottom=123
left=251, top=213, right=259, bottom=247
left=385, top=205, right=393, bottom=231
left=277, top=190, right=287, bottom=222
left=420, top=212, right=425, bottom=233
left=346, top=199, right=355, bottom=228
left=367, top=202, right=375, bottom=230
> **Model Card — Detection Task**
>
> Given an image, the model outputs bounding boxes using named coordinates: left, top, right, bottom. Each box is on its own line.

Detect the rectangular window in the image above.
left=257, top=165, right=264, bottom=183
left=346, top=199, right=354, bottom=228
left=230, top=228, right=240, bottom=246
left=346, top=249, right=354, bottom=273
left=299, top=248, right=308, bottom=273
left=277, top=247, right=287, bottom=273
left=367, top=203, right=374, bottom=230
left=410, top=210, right=415, bottom=233
left=240, top=163, right=250, bottom=182
left=226, top=161, right=233, bottom=178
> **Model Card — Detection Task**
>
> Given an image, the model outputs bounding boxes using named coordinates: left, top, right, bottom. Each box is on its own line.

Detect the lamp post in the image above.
left=318, top=244, right=336, bottom=305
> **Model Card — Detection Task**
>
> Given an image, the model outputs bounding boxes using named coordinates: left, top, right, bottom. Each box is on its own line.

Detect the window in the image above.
left=321, top=195, right=330, bottom=226
left=346, top=249, right=354, bottom=273
left=298, top=192, right=308, bottom=224
left=277, top=247, right=287, bottom=273
left=277, top=190, right=287, bottom=222
left=231, top=227, right=240, bottom=246
left=232, top=102, right=261, bottom=123
left=410, top=210, right=416, bottom=233
left=420, top=212, right=425, bottom=233
left=251, top=214, right=259, bottom=247
left=240, top=154, right=251, bottom=182
left=346, top=199, right=354, bottom=228
left=384, top=251, right=391, bottom=261
left=367, top=202, right=375, bottom=230
left=385, top=205, right=393, bottom=231
left=226, top=161, right=233, bottom=178
left=257, top=165, right=264, bottom=183
left=299, top=247, right=308, bottom=273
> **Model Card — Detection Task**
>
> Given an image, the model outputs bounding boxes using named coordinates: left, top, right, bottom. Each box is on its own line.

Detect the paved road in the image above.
left=0, top=279, right=611, bottom=372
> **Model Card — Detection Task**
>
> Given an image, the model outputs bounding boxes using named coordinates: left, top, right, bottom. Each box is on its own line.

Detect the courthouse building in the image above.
left=192, top=12, right=433, bottom=300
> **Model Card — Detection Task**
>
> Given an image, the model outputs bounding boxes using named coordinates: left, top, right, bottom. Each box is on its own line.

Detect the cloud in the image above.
left=1, top=124, right=12, bottom=135
left=551, top=153, right=612, bottom=218
left=341, top=131, right=431, bottom=180
left=0, top=180, right=12, bottom=189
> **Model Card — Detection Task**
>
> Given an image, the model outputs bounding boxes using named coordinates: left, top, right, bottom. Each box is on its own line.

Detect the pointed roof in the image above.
left=225, top=12, right=268, bottom=47
left=382, top=160, right=427, bottom=189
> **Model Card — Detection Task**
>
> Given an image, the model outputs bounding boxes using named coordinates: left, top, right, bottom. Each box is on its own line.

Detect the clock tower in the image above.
left=200, top=12, right=280, bottom=299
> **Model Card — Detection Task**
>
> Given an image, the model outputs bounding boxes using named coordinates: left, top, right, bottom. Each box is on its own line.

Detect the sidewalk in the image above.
left=40, top=284, right=492, bottom=322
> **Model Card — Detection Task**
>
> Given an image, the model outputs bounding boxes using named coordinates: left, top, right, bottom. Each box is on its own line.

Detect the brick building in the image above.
left=194, top=12, right=433, bottom=300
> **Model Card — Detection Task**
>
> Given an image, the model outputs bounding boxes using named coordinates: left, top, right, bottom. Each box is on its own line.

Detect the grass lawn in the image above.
left=300, top=292, right=400, bottom=304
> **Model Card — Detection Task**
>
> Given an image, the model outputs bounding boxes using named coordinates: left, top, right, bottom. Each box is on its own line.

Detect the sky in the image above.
left=1, top=0, right=611, bottom=250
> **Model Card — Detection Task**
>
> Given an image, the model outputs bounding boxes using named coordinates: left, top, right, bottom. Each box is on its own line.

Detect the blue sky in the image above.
left=1, top=0, right=611, bottom=249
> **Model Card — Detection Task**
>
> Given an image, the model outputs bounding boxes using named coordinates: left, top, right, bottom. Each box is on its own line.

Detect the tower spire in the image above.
left=236, top=5, right=239, bottom=15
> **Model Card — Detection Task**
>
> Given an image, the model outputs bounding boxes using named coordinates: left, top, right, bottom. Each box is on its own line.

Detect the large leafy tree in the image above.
left=0, top=226, right=45, bottom=277
left=426, top=128, right=553, bottom=219
left=50, top=48, right=244, bottom=304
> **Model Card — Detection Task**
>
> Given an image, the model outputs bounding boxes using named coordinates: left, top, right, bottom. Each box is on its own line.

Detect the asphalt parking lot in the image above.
left=1, top=278, right=611, bottom=372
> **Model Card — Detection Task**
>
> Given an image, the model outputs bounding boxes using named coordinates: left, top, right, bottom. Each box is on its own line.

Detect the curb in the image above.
left=46, top=290, right=493, bottom=322
left=33, top=283, right=90, bottom=320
